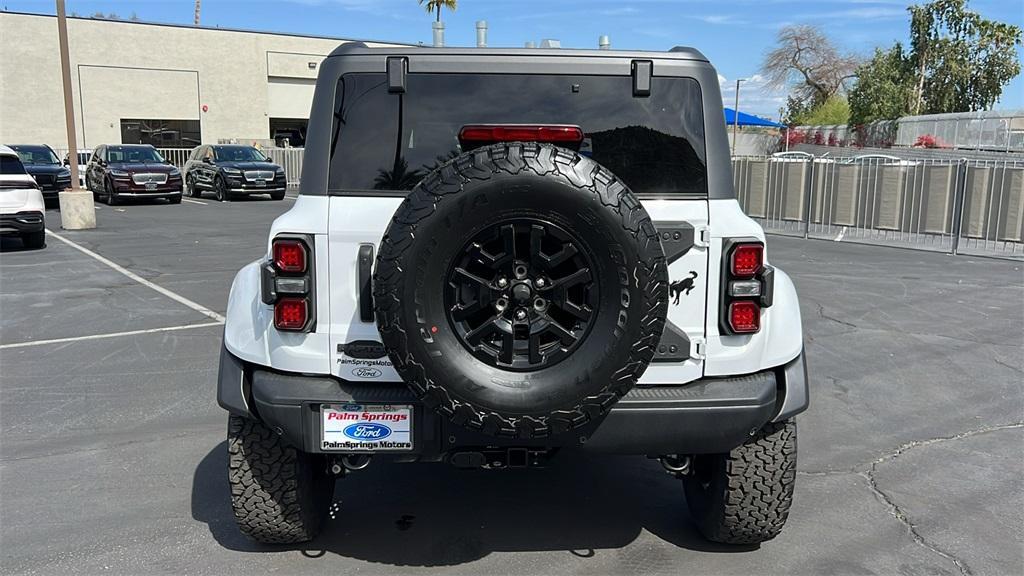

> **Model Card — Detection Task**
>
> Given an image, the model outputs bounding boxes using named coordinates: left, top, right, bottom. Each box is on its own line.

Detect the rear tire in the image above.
left=683, top=419, right=797, bottom=545
left=22, top=230, right=45, bottom=250
left=227, top=415, right=333, bottom=544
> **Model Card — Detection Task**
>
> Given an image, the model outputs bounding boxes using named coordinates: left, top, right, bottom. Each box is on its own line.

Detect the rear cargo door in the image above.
left=324, top=69, right=711, bottom=383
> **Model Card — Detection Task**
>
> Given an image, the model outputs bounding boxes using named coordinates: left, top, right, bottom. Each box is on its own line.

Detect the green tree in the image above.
left=419, top=0, right=457, bottom=22
left=848, top=45, right=915, bottom=125
left=790, top=95, right=850, bottom=126
left=908, top=0, right=1022, bottom=114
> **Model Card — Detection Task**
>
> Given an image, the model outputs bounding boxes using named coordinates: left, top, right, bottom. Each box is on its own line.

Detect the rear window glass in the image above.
left=1, top=155, right=27, bottom=175
left=328, top=73, right=706, bottom=195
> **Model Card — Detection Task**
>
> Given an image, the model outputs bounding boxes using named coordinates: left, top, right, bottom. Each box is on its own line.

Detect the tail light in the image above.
left=728, top=301, right=761, bottom=333
left=273, top=239, right=307, bottom=273
left=458, top=125, right=585, bottom=151
left=274, top=297, right=309, bottom=330
left=264, top=236, right=315, bottom=332
left=720, top=240, right=771, bottom=335
left=730, top=244, right=763, bottom=277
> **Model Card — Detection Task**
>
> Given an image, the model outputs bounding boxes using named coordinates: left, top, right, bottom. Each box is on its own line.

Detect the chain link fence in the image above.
left=733, top=154, right=1024, bottom=259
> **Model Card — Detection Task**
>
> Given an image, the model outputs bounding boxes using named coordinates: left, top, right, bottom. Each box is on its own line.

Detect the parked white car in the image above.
left=64, top=148, right=92, bottom=187
left=0, top=145, right=46, bottom=249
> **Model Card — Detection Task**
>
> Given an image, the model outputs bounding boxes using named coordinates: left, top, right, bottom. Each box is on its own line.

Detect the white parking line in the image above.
left=0, top=321, right=224, bottom=350
left=44, top=230, right=227, bottom=322
left=182, top=198, right=207, bottom=205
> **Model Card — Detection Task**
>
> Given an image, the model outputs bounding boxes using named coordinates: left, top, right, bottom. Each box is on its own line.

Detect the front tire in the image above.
left=214, top=176, right=230, bottom=202
left=227, top=415, right=333, bottom=544
left=186, top=175, right=199, bottom=198
left=683, top=420, right=797, bottom=545
left=105, top=179, right=118, bottom=206
left=270, top=191, right=286, bottom=201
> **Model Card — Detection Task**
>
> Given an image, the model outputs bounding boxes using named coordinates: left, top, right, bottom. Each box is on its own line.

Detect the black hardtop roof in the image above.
left=327, top=42, right=708, bottom=62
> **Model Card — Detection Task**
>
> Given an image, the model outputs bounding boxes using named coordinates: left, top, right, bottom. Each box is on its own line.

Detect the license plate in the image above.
left=253, top=179, right=266, bottom=186
left=321, top=404, right=413, bottom=451
left=145, top=182, right=157, bottom=190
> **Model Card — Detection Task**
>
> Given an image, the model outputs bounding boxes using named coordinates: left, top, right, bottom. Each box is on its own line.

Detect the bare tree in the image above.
left=762, top=25, right=860, bottom=107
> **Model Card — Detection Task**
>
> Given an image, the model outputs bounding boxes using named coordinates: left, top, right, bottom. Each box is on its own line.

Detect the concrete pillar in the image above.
left=58, top=190, right=97, bottom=230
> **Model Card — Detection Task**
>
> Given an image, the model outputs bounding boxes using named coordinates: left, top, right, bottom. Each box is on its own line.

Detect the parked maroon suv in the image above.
left=85, top=144, right=183, bottom=205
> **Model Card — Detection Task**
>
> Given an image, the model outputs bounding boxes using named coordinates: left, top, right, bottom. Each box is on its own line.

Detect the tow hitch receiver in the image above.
left=450, top=448, right=551, bottom=469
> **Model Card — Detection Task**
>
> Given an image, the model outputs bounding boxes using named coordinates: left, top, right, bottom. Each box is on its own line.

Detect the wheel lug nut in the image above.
left=514, top=309, right=528, bottom=321
left=497, top=277, right=508, bottom=288
left=535, top=277, right=546, bottom=288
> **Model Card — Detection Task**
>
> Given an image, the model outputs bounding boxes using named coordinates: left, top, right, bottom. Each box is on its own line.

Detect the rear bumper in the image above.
left=0, top=212, right=45, bottom=235
left=219, top=346, right=808, bottom=458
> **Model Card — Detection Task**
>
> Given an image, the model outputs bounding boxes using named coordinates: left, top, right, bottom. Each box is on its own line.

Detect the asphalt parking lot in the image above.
left=2, top=194, right=1022, bottom=576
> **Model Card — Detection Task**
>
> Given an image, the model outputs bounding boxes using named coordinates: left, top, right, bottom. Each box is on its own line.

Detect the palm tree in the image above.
left=419, top=0, right=456, bottom=22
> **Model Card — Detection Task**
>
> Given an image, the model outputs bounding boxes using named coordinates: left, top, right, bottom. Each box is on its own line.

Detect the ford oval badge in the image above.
left=343, top=423, right=392, bottom=440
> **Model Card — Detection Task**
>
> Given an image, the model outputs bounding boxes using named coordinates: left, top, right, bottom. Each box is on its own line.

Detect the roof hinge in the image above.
left=387, top=56, right=407, bottom=94
left=631, top=60, right=652, bottom=97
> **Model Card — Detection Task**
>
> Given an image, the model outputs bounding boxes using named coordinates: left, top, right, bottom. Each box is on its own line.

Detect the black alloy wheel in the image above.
left=446, top=219, right=598, bottom=371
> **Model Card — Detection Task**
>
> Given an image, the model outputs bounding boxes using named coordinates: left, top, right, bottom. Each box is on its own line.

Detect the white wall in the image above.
left=0, top=12, right=401, bottom=148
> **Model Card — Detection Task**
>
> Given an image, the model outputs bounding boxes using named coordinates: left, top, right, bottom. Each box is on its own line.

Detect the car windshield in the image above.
left=214, top=146, right=266, bottom=162
left=1, top=155, right=28, bottom=174
left=107, top=146, right=165, bottom=164
left=13, top=146, right=59, bottom=165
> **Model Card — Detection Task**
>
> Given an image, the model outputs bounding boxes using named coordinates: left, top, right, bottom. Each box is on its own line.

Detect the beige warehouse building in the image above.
left=0, top=11, right=403, bottom=149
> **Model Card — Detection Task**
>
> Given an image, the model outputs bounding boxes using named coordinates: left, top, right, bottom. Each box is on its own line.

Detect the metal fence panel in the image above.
left=735, top=154, right=1023, bottom=259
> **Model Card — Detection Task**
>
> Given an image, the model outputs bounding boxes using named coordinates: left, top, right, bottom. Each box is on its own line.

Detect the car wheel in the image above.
left=683, top=419, right=797, bottom=545
left=214, top=177, right=229, bottom=202
left=270, top=191, right=286, bottom=201
left=168, top=194, right=182, bottom=205
left=22, top=230, right=45, bottom=250
left=186, top=175, right=199, bottom=198
left=227, top=415, right=333, bottom=544
left=374, top=142, right=669, bottom=438
left=105, top=179, right=118, bottom=206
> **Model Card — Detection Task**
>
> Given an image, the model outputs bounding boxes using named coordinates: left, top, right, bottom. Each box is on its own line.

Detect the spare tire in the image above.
left=374, top=142, right=668, bottom=438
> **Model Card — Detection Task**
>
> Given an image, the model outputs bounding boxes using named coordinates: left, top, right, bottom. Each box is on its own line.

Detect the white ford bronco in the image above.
left=218, top=43, right=808, bottom=546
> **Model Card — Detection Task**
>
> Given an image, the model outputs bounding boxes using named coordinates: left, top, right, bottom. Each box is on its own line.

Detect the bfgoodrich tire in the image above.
left=374, top=142, right=669, bottom=439
left=227, top=415, right=333, bottom=544
left=683, top=419, right=797, bottom=545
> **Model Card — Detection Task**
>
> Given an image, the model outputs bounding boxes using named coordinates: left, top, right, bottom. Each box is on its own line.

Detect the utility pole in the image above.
left=731, top=78, right=746, bottom=156
left=56, top=0, right=96, bottom=229
left=194, top=0, right=201, bottom=26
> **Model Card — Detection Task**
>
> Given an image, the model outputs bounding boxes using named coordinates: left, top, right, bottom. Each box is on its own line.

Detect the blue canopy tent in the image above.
left=723, top=108, right=785, bottom=128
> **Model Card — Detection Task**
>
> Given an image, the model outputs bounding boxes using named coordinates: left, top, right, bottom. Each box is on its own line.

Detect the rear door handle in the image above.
left=358, top=244, right=374, bottom=322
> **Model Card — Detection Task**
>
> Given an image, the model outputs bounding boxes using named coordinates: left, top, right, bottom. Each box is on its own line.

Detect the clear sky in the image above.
left=3, top=0, right=1022, bottom=118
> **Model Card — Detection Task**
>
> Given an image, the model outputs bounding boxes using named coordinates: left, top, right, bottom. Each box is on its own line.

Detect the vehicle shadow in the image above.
left=0, top=235, right=42, bottom=252
left=192, top=442, right=750, bottom=567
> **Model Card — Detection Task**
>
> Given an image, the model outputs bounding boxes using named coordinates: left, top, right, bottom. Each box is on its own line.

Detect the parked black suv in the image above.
left=7, top=144, right=71, bottom=201
left=183, top=145, right=287, bottom=201
left=85, top=144, right=183, bottom=205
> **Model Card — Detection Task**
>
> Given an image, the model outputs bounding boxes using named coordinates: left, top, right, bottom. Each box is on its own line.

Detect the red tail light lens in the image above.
left=731, top=244, right=763, bottom=277
left=458, top=125, right=585, bottom=146
left=273, top=239, right=307, bottom=273
left=274, top=297, right=308, bottom=331
left=728, top=301, right=761, bottom=333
